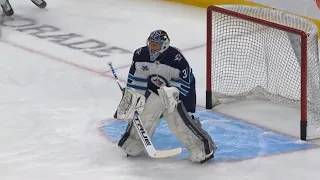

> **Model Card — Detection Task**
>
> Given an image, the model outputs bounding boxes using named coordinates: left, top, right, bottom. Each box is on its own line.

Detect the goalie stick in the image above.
left=107, top=61, right=182, bottom=158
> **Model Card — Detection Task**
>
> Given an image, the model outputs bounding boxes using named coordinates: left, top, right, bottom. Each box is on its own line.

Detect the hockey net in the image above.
left=206, top=5, right=320, bottom=140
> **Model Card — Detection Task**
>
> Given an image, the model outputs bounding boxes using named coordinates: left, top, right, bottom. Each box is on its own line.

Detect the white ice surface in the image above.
left=0, top=0, right=320, bottom=180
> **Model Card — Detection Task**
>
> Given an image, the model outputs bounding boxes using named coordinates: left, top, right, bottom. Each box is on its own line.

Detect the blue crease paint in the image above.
left=103, top=110, right=315, bottom=162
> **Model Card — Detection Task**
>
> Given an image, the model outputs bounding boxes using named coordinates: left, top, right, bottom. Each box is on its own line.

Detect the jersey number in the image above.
left=182, top=68, right=188, bottom=79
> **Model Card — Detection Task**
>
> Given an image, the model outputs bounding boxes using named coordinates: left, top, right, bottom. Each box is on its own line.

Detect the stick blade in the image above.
left=150, top=147, right=182, bottom=158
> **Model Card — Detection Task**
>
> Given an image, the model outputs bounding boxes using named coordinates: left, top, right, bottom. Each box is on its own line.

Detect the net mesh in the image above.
left=209, top=5, right=320, bottom=139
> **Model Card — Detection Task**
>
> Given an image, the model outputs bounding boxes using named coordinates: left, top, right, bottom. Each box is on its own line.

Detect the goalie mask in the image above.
left=146, top=30, right=170, bottom=61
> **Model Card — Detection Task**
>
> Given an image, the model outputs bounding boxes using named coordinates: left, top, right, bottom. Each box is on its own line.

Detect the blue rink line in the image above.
left=103, top=109, right=316, bottom=162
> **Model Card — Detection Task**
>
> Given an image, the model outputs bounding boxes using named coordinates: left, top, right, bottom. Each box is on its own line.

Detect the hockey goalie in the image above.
left=113, top=30, right=217, bottom=164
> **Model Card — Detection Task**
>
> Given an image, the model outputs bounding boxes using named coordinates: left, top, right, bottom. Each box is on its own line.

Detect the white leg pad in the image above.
left=163, top=103, right=217, bottom=162
left=119, top=91, right=166, bottom=156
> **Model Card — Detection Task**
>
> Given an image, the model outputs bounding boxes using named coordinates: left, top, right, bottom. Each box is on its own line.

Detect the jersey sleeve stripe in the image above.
left=126, top=83, right=148, bottom=91
left=128, top=74, right=148, bottom=82
left=181, top=84, right=190, bottom=90
left=171, top=79, right=190, bottom=88
left=177, top=87, right=188, bottom=96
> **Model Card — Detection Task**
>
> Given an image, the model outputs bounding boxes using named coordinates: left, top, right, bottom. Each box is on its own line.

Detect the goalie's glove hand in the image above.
left=114, top=88, right=145, bottom=121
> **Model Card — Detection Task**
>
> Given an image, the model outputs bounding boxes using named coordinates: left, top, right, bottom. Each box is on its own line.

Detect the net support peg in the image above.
left=300, top=120, right=307, bottom=140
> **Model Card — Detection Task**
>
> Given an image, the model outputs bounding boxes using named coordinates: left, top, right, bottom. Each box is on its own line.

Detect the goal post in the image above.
left=206, top=5, right=320, bottom=140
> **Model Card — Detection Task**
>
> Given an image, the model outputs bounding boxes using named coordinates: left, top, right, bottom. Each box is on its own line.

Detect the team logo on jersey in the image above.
left=141, top=65, right=149, bottom=71
left=150, top=75, right=168, bottom=87
left=174, top=54, right=182, bottom=61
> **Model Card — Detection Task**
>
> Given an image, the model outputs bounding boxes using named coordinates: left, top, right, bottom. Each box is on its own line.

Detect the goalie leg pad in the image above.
left=118, top=90, right=166, bottom=156
left=117, top=120, right=144, bottom=156
left=163, top=103, right=217, bottom=163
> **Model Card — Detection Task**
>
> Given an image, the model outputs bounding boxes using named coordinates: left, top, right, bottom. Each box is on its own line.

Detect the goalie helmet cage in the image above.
left=206, top=5, right=320, bottom=140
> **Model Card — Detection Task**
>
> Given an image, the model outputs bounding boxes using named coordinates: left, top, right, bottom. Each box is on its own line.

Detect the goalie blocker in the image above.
left=114, top=81, right=216, bottom=163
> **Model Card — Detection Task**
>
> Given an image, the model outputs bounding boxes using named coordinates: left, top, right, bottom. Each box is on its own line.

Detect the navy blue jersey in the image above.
left=126, top=46, right=196, bottom=113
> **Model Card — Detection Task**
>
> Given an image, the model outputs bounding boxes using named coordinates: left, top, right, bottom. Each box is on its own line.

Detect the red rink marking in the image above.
left=2, top=40, right=127, bottom=83
left=2, top=40, right=204, bottom=83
